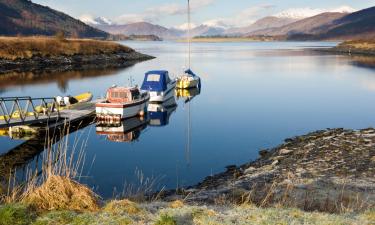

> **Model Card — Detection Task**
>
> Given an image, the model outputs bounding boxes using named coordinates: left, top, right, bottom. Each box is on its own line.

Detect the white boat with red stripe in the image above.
left=96, top=86, right=150, bottom=121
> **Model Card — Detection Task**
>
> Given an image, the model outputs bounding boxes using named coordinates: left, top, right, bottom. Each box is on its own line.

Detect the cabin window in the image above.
left=111, top=92, right=128, bottom=99
left=147, top=74, right=160, bottom=82
left=119, top=92, right=127, bottom=99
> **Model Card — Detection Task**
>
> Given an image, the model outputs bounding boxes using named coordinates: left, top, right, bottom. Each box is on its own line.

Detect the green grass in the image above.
left=0, top=202, right=373, bottom=225
left=0, top=204, right=34, bottom=225
left=154, top=214, right=177, bottom=225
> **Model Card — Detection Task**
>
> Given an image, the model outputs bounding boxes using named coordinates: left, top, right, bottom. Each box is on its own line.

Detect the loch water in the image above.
left=1, top=41, right=375, bottom=198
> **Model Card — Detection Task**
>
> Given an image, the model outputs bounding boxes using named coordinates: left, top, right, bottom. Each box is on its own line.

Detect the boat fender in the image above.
left=56, top=96, right=65, bottom=106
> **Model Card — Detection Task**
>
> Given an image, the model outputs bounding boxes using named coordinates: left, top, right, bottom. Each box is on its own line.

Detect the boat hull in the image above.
left=176, top=78, right=199, bottom=89
left=96, top=97, right=149, bottom=121
left=149, top=82, right=176, bottom=102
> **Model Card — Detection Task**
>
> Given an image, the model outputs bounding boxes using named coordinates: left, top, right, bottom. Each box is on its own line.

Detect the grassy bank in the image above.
left=333, top=40, right=375, bottom=56
left=1, top=201, right=374, bottom=225
left=0, top=37, right=134, bottom=60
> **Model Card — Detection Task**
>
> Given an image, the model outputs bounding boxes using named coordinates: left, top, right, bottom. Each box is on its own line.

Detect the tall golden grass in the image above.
left=1, top=121, right=100, bottom=212
left=0, top=36, right=133, bottom=60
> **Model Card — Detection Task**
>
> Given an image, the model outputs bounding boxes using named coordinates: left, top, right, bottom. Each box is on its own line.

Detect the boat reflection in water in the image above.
left=96, top=116, right=149, bottom=143
left=147, top=97, right=178, bottom=127
left=175, top=87, right=201, bottom=103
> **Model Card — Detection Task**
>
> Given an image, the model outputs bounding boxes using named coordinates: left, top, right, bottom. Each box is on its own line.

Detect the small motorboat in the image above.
left=147, top=97, right=177, bottom=127
left=141, top=70, right=176, bottom=102
left=176, top=69, right=201, bottom=89
left=55, top=92, right=93, bottom=109
left=96, top=86, right=149, bottom=121
left=96, top=116, right=149, bottom=143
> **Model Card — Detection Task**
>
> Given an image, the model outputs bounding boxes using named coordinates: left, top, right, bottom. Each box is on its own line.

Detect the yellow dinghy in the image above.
left=0, top=92, right=93, bottom=120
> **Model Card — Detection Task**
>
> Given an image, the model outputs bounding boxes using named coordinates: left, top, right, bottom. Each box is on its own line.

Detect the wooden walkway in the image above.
left=0, top=100, right=102, bottom=129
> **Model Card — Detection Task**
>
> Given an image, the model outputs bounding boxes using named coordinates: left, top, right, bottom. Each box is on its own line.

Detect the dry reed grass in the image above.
left=1, top=121, right=100, bottom=212
left=22, top=175, right=99, bottom=212
left=0, top=36, right=133, bottom=60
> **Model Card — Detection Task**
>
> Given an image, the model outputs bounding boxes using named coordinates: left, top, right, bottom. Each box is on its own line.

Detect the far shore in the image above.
left=176, top=37, right=280, bottom=43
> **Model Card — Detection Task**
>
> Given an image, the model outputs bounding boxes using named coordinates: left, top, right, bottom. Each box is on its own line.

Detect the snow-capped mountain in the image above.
left=79, top=15, right=113, bottom=26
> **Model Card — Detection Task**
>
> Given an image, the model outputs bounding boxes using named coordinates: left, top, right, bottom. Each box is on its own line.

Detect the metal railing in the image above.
left=0, top=96, right=60, bottom=126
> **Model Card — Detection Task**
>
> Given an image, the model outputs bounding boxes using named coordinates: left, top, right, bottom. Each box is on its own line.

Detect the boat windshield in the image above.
left=147, top=74, right=160, bottom=82
left=131, top=89, right=140, bottom=100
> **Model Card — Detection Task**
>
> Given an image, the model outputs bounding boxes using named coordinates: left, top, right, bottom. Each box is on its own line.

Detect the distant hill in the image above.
left=248, top=12, right=348, bottom=36
left=225, top=17, right=298, bottom=36
left=189, top=25, right=225, bottom=37
left=0, top=0, right=109, bottom=38
left=316, top=6, right=375, bottom=40
left=96, top=22, right=182, bottom=40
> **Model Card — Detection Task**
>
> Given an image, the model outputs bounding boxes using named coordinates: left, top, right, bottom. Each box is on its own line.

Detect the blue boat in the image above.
left=141, top=70, right=176, bottom=102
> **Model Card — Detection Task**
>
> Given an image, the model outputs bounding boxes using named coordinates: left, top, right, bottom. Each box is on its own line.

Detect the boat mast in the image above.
left=188, top=0, right=191, bottom=69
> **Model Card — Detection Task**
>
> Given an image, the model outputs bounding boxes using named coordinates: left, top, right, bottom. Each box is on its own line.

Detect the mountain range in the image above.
left=85, top=6, right=374, bottom=40
left=0, top=0, right=373, bottom=41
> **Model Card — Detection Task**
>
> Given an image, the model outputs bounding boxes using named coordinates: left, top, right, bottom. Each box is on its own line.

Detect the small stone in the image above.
left=272, top=160, right=279, bottom=166
left=279, top=149, right=293, bottom=155
left=244, top=167, right=256, bottom=174
left=371, top=156, right=375, bottom=162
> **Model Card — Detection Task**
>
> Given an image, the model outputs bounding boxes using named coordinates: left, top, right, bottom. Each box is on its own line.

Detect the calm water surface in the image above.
left=1, top=41, right=375, bottom=198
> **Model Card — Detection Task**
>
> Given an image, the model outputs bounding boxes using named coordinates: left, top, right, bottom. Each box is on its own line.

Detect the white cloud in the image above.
left=274, top=5, right=357, bottom=19
left=201, top=4, right=274, bottom=28
left=115, top=13, right=152, bottom=24
left=115, top=0, right=215, bottom=25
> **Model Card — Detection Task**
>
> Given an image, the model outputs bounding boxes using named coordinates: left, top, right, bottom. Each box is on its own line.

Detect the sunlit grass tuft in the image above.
left=22, top=175, right=99, bottom=212
left=104, top=199, right=142, bottom=215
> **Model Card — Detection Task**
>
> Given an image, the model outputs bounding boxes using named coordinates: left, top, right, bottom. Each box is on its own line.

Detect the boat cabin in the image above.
left=141, top=70, right=171, bottom=92
left=106, top=87, right=141, bottom=103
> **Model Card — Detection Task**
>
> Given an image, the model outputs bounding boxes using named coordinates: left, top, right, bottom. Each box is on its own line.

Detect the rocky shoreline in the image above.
left=164, top=128, right=375, bottom=213
left=0, top=51, right=154, bottom=74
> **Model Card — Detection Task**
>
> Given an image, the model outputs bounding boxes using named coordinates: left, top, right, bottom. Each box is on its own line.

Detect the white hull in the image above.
left=149, top=81, right=176, bottom=102
left=96, top=98, right=149, bottom=120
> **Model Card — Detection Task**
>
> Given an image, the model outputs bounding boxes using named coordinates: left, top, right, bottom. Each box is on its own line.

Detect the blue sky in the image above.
left=33, top=0, right=375, bottom=28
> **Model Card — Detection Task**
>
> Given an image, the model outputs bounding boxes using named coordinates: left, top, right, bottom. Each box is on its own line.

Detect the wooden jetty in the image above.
left=0, top=96, right=102, bottom=132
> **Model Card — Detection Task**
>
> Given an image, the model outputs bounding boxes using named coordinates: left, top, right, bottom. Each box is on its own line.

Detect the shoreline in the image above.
left=163, top=128, right=375, bottom=213
left=1, top=128, right=375, bottom=224
left=0, top=51, right=154, bottom=74
left=1, top=128, right=374, bottom=224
